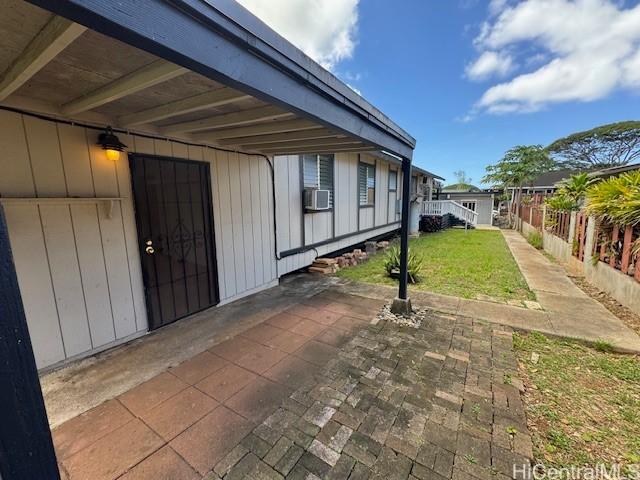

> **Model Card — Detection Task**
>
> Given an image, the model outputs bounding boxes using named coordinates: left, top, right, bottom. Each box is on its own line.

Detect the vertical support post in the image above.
left=399, top=156, right=412, bottom=299
left=391, top=155, right=413, bottom=315
left=0, top=205, right=59, bottom=480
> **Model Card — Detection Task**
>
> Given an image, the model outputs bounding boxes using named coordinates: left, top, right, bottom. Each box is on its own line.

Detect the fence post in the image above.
left=621, top=225, right=633, bottom=273
left=609, top=227, right=619, bottom=268
left=583, top=215, right=596, bottom=266
left=568, top=211, right=577, bottom=246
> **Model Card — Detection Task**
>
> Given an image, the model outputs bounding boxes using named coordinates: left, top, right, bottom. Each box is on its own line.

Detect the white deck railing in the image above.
left=422, top=200, right=478, bottom=226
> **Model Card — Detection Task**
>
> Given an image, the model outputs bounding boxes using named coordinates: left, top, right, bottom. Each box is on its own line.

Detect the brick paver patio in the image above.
left=53, top=289, right=532, bottom=480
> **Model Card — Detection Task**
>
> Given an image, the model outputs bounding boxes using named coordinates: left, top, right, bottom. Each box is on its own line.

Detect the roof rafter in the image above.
left=118, top=87, right=251, bottom=126
left=190, top=119, right=321, bottom=142
left=162, top=105, right=292, bottom=135
left=62, top=60, right=188, bottom=114
left=218, top=128, right=338, bottom=146
left=0, top=16, right=86, bottom=101
left=239, top=137, right=359, bottom=151
left=259, top=144, right=369, bottom=155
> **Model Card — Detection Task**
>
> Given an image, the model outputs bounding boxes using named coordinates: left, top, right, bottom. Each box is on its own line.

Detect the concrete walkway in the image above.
left=339, top=231, right=640, bottom=354
left=502, top=229, right=640, bottom=352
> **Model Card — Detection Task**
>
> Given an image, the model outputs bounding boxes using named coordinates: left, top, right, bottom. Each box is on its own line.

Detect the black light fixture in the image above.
left=97, top=126, right=127, bottom=161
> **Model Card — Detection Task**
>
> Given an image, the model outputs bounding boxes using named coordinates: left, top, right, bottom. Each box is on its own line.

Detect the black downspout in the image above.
left=398, top=156, right=412, bottom=300
left=0, top=206, right=60, bottom=480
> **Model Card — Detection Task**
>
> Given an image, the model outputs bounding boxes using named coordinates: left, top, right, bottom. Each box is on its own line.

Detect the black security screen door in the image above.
left=129, top=154, right=219, bottom=330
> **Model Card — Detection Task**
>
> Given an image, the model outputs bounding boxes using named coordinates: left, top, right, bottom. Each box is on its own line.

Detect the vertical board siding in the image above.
left=39, top=204, right=92, bottom=357
left=274, top=152, right=400, bottom=276
left=4, top=205, right=64, bottom=367
left=1, top=113, right=277, bottom=368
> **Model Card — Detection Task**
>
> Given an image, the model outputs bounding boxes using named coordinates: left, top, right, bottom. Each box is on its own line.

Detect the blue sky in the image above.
left=239, top=0, right=640, bottom=186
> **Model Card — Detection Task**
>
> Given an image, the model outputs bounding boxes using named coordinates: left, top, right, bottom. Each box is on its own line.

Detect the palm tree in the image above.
left=556, top=173, right=598, bottom=207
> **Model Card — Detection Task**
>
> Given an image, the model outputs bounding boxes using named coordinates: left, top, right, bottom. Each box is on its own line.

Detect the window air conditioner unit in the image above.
left=304, top=189, right=330, bottom=210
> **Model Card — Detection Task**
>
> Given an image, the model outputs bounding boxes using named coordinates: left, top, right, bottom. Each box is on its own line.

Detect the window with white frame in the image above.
left=388, top=170, right=397, bottom=191
left=302, top=154, right=334, bottom=207
left=462, top=201, right=476, bottom=212
left=359, top=162, right=375, bottom=206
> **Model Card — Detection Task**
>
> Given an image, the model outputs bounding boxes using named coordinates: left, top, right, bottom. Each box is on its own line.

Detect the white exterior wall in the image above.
left=0, top=110, right=276, bottom=369
left=275, top=152, right=401, bottom=275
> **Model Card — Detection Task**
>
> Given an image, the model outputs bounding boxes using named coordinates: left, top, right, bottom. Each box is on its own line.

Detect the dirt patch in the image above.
left=569, top=275, right=640, bottom=337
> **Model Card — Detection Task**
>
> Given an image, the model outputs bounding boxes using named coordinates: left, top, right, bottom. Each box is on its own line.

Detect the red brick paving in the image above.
left=119, top=446, right=199, bottom=480
left=140, top=387, right=218, bottom=441
left=52, top=292, right=381, bottom=479
left=169, top=406, right=253, bottom=475
left=169, top=351, right=228, bottom=385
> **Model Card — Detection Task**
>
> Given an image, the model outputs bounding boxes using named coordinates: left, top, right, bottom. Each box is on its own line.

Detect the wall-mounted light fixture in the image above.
left=97, top=126, right=127, bottom=161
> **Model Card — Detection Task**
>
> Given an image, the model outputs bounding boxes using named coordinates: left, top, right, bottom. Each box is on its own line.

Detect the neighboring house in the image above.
left=506, top=169, right=580, bottom=198
left=590, top=162, right=640, bottom=179
left=437, top=190, right=497, bottom=226
left=0, top=0, right=416, bottom=378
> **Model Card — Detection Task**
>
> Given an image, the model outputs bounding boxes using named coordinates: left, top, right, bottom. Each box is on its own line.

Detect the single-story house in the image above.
left=506, top=169, right=579, bottom=198
left=0, top=0, right=418, bottom=476
left=436, top=188, right=499, bottom=227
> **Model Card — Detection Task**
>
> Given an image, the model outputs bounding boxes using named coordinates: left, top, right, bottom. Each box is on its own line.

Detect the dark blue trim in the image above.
left=27, top=0, right=415, bottom=158
left=0, top=206, right=59, bottom=480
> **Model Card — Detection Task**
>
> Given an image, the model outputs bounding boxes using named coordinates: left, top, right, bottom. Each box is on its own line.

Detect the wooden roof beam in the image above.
left=0, top=16, right=86, bottom=101
left=162, top=106, right=292, bottom=135
left=217, top=128, right=338, bottom=146
left=118, top=88, right=252, bottom=126
left=239, top=137, right=359, bottom=151
left=259, top=144, right=370, bottom=155
left=190, top=119, right=321, bottom=142
left=61, top=60, right=188, bottom=114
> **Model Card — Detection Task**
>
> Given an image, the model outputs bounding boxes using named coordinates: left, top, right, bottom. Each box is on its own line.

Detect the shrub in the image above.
left=545, top=193, right=576, bottom=211
left=585, top=170, right=640, bottom=226
left=527, top=231, right=543, bottom=249
left=383, top=245, right=423, bottom=283
left=419, top=215, right=442, bottom=232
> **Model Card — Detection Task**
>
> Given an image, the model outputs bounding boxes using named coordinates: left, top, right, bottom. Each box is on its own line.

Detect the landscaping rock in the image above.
left=377, top=303, right=428, bottom=328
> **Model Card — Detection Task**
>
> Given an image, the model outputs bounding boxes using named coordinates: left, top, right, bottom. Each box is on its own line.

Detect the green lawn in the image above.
left=336, top=229, right=533, bottom=300
left=514, top=332, right=640, bottom=468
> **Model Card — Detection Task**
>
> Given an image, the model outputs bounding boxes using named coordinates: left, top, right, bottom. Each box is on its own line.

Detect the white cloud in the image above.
left=488, top=0, right=509, bottom=15
left=465, top=51, right=515, bottom=80
left=467, top=0, right=640, bottom=115
left=235, top=0, right=359, bottom=70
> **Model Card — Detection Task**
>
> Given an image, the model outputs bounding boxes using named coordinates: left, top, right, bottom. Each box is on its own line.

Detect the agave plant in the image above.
left=585, top=170, right=640, bottom=226
left=383, top=245, right=424, bottom=283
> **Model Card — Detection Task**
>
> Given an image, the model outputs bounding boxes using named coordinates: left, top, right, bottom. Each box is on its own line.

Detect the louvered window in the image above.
left=359, top=162, right=375, bottom=206
left=303, top=154, right=333, bottom=207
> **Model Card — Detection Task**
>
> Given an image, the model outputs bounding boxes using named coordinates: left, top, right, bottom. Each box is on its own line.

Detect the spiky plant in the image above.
left=545, top=193, right=576, bottom=211
left=585, top=171, right=640, bottom=226
left=383, top=245, right=424, bottom=283
left=556, top=173, right=598, bottom=205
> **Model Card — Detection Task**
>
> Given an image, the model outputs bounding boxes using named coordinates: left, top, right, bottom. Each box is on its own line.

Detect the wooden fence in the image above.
left=530, top=206, right=544, bottom=230
left=547, top=210, right=571, bottom=242
left=573, top=212, right=589, bottom=261
left=593, top=223, right=640, bottom=281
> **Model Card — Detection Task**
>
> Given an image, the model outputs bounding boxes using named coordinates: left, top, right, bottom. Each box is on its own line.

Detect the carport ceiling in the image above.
left=0, top=0, right=376, bottom=156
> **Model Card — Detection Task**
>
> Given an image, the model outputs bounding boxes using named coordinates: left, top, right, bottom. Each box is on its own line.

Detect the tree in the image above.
left=453, top=170, right=472, bottom=185
left=545, top=174, right=598, bottom=211
left=556, top=173, right=598, bottom=206
left=547, top=121, right=640, bottom=169
left=482, top=145, right=556, bottom=226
